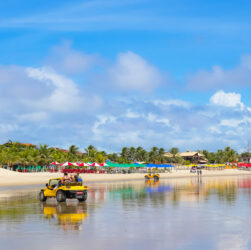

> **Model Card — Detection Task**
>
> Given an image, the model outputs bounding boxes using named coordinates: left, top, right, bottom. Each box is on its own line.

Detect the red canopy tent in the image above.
left=60, top=162, right=76, bottom=167
left=76, top=163, right=89, bottom=167
left=51, top=161, right=60, bottom=165
left=91, top=162, right=101, bottom=167
left=238, top=163, right=251, bottom=167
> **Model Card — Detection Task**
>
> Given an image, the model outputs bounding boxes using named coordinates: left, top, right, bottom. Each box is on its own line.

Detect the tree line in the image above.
left=0, top=141, right=249, bottom=167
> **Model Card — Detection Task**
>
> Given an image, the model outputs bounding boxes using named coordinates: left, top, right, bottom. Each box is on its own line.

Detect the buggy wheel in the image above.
left=56, top=190, right=66, bottom=202
left=78, top=192, right=87, bottom=202
left=39, top=191, right=47, bottom=202
left=154, top=176, right=159, bottom=181
left=145, top=176, right=149, bottom=180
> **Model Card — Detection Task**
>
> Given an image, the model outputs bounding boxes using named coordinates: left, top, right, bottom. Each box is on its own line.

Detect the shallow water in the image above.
left=1, top=176, right=251, bottom=250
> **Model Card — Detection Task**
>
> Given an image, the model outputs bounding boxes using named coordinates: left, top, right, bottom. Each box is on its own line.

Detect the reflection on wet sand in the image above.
left=41, top=202, right=88, bottom=231
left=1, top=176, right=251, bottom=233
left=95, top=177, right=243, bottom=205
left=1, top=176, right=251, bottom=250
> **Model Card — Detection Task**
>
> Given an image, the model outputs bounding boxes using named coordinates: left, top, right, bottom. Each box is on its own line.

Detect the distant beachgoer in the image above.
left=69, top=174, right=75, bottom=182
left=62, top=173, right=71, bottom=183
left=75, top=173, right=82, bottom=182
left=200, top=169, right=202, bottom=175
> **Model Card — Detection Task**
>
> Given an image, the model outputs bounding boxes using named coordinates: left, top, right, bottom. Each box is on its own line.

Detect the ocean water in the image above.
left=0, top=176, right=251, bottom=250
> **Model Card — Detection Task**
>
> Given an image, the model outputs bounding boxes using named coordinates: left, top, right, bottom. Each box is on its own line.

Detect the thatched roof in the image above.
left=164, top=152, right=173, bottom=158
left=178, top=151, right=205, bottom=157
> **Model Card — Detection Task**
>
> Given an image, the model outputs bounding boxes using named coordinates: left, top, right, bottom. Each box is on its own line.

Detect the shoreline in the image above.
left=1, top=168, right=251, bottom=187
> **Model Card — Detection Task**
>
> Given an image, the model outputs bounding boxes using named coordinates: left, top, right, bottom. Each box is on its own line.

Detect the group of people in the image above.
left=197, top=169, right=202, bottom=175
left=62, top=172, right=82, bottom=183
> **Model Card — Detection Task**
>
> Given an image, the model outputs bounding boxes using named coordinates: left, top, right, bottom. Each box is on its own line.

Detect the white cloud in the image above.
left=220, top=119, right=242, bottom=128
left=187, top=54, right=251, bottom=90
left=125, top=109, right=140, bottom=119
left=92, top=115, right=117, bottom=140
left=44, top=42, right=96, bottom=74
left=1, top=46, right=251, bottom=152
left=146, top=113, right=157, bottom=122
left=210, top=90, right=244, bottom=108
left=220, top=116, right=251, bottom=128
left=153, top=99, right=190, bottom=108
left=209, top=126, right=222, bottom=134
left=146, top=113, right=170, bottom=126
left=0, top=124, right=18, bottom=133
left=26, top=67, right=84, bottom=112
left=108, top=51, right=163, bottom=92
left=156, top=118, right=170, bottom=126
left=17, top=112, right=50, bottom=122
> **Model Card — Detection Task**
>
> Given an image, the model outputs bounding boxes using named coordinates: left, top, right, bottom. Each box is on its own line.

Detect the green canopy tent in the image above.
left=36, top=165, right=41, bottom=172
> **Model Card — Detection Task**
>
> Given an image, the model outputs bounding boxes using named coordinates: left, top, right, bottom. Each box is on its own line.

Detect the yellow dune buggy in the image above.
left=39, top=178, right=88, bottom=202
left=145, top=173, right=160, bottom=181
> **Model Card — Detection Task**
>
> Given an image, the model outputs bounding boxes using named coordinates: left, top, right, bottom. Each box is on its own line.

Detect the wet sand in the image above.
left=0, top=168, right=251, bottom=186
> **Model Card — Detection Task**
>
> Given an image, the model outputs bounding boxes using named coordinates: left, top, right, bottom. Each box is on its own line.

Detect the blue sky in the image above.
left=1, top=0, right=251, bottom=152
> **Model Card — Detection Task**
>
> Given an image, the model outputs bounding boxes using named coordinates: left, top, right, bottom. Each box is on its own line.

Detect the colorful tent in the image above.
left=60, top=162, right=76, bottom=167
left=90, top=162, right=101, bottom=167
left=51, top=161, right=60, bottom=165
left=161, top=164, right=174, bottom=168
left=238, top=163, right=251, bottom=167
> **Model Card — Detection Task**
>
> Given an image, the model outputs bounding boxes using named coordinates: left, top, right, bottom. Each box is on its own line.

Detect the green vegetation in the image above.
left=0, top=141, right=247, bottom=168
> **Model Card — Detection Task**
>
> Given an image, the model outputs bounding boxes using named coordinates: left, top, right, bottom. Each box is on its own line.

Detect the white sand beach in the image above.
left=0, top=168, right=251, bottom=186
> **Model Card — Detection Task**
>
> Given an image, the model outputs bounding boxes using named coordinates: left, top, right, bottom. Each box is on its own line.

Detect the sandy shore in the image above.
left=1, top=168, right=251, bottom=187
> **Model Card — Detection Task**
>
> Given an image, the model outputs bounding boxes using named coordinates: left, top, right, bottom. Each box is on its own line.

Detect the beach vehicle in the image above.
left=145, top=173, right=160, bottom=181
left=39, top=178, right=88, bottom=202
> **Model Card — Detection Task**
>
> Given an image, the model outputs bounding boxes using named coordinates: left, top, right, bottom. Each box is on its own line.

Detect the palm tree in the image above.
left=108, top=153, right=118, bottom=162
left=69, top=145, right=79, bottom=155
left=148, top=147, right=159, bottom=163
left=128, top=147, right=136, bottom=162
left=215, top=149, right=224, bottom=163
left=148, top=151, right=157, bottom=163
left=151, top=146, right=158, bottom=153
left=136, top=148, right=148, bottom=162
left=224, top=148, right=237, bottom=163
left=157, top=147, right=166, bottom=163
left=38, top=144, right=53, bottom=166
left=169, top=147, right=179, bottom=163
left=169, top=147, right=179, bottom=157
left=85, top=145, right=96, bottom=158
left=121, top=147, right=129, bottom=163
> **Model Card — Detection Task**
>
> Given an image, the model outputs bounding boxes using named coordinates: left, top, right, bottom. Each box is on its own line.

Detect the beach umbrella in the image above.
left=91, top=162, right=101, bottom=167
left=103, top=163, right=112, bottom=167
left=99, top=163, right=108, bottom=167
left=161, top=164, right=174, bottom=168
left=146, top=163, right=158, bottom=168
left=76, top=162, right=89, bottom=167
left=146, top=163, right=153, bottom=167
left=76, top=162, right=84, bottom=167
left=134, top=163, right=143, bottom=168
left=51, top=161, right=60, bottom=165
left=106, top=162, right=116, bottom=167
left=60, top=162, right=75, bottom=167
